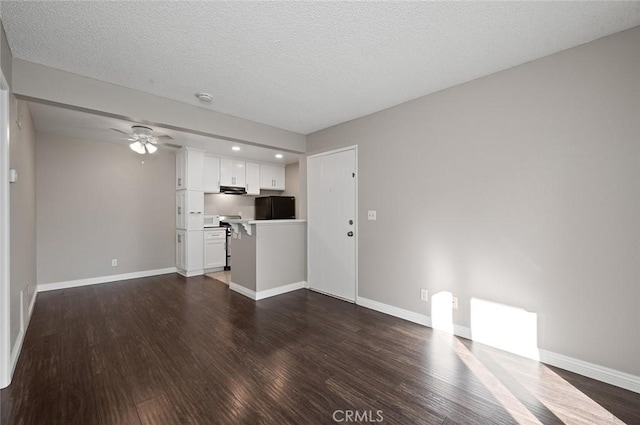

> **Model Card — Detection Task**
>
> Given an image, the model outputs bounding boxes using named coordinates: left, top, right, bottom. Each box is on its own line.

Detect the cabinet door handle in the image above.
left=177, top=234, right=182, bottom=243
left=177, top=206, right=181, bottom=215
left=178, top=177, right=182, bottom=186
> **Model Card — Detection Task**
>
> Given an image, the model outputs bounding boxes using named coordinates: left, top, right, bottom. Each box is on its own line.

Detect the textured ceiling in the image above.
left=3, top=1, right=640, bottom=134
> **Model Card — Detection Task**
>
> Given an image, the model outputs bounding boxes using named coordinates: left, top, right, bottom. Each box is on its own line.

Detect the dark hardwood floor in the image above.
left=1, top=274, right=638, bottom=424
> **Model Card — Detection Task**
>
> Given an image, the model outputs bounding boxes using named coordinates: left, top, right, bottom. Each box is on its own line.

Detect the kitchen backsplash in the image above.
left=204, top=190, right=281, bottom=219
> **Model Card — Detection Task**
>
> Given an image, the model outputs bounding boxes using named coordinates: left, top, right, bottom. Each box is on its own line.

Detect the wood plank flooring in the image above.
left=1, top=274, right=639, bottom=424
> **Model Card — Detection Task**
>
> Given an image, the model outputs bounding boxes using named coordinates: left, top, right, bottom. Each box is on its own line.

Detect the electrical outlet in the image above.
left=452, top=297, right=459, bottom=310
left=420, top=289, right=428, bottom=301
left=111, top=259, right=117, bottom=267
left=367, top=210, right=377, bottom=220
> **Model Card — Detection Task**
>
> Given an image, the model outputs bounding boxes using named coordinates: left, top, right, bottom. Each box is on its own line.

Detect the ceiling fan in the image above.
left=110, top=125, right=179, bottom=154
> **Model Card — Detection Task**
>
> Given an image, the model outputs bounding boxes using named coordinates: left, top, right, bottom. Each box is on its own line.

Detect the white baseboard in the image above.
left=177, top=268, right=204, bottom=278
left=230, top=281, right=307, bottom=301
left=229, top=282, right=256, bottom=299
left=356, top=296, right=640, bottom=394
left=256, top=281, right=306, bottom=300
left=357, top=296, right=432, bottom=327
left=37, top=267, right=177, bottom=292
left=9, top=288, right=37, bottom=380
left=539, top=349, right=640, bottom=394
left=28, top=289, right=36, bottom=318
left=9, top=328, right=24, bottom=380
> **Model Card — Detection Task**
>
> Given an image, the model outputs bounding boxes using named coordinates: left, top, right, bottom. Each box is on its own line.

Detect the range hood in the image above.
left=220, top=186, right=247, bottom=195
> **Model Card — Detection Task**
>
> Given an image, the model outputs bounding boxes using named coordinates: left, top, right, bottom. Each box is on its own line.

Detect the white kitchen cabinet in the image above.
left=177, top=230, right=204, bottom=276
left=176, top=148, right=204, bottom=191
left=176, top=150, right=187, bottom=190
left=220, top=159, right=246, bottom=188
left=176, top=230, right=186, bottom=270
left=176, top=190, right=204, bottom=230
left=176, top=191, right=186, bottom=229
left=186, top=190, right=204, bottom=230
left=203, top=155, right=220, bottom=193
left=204, top=229, right=226, bottom=269
left=260, top=164, right=286, bottom=190
left=246, top=162, right=261, bottom=195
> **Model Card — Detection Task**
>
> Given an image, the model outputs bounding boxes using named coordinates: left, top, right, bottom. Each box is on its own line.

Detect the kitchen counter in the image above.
left=229, top=220, right=306, bottom=300
left=223, top=219, right=306, bottom=236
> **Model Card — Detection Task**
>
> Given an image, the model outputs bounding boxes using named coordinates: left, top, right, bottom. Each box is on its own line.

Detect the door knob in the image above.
left=348, top=220, right=353, bottom=225
left=347, top=231, right=354, bottom=237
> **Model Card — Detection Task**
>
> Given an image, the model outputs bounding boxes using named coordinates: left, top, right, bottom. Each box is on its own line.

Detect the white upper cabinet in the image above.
left=203, top=155, right=221, bottom=193
left=220, top=159, right=246, bottom=187
left=176, top=191, right=186, bottom=229
left=260, top=164, right=286, bottom=190
left=246, top=162, right=260, bottom=195
left=176, top=150, right=186, bottom=190
left=176, top=148, right=204, bottom=191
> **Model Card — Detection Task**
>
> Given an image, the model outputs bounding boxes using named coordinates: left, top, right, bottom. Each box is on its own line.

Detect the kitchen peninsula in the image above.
left=226, top=219, right=307, bottom=300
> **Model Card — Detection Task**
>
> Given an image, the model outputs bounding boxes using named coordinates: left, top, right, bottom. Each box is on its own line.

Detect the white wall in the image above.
left=307, top=27, right=640, bottom=376
left=9, top=98, right=35, bottom=353
left=12, top=59, right=306, bottom=153
left=36, top=133, right=176, bottom=284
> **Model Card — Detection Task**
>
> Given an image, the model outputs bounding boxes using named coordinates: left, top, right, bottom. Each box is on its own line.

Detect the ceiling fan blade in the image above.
left=110, top=128, right=130, bottom=136
left=156, top=135, right=174, bottom=141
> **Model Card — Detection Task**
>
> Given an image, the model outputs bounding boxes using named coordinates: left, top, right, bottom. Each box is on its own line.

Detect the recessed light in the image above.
left=195, top=92, right=213, bottom=103
left=275, top=154, right=283, bottom=159
left=232, top=146, right=241, bottom=151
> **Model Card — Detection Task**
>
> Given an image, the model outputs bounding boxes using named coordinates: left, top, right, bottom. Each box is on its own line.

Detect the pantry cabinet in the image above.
left=176, top=148, right=204, bottom=191
left=176, top=230, right=203, bottom=276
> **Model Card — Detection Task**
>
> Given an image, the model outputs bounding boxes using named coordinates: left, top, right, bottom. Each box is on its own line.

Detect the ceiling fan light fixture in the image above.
left=145, top=143, right=158, bottom=154
left=130, top=141, right=146, bottom=154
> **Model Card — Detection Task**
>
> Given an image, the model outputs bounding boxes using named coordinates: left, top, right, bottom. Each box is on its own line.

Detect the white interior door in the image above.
left=308, top=147, right=357, bottom=302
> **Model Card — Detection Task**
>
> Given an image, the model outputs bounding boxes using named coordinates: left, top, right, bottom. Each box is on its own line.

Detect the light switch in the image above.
left=367, top=210, right=376, bottom=220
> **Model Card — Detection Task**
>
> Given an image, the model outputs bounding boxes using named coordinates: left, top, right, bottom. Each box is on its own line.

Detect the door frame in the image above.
left=0, top=69, right=11, bottom=388
left=306, top=145, right=358, bottom=303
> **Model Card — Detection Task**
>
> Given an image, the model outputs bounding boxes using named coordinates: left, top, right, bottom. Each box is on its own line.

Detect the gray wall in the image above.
left=256, top=222, right=306, bottom=291
left=36, top=133, right=175, bottom=284
left=307, top=27, right=640, bottom=376
left=9, top=98, right=36, bottom=346
left=282, top=162, right=301, bottom=218
left=1, top=20, right=12, bottom=87
left=230, top=228, right=256, bottom=291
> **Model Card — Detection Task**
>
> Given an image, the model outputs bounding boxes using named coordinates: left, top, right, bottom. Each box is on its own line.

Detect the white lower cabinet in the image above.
left=176, top=230, right=204, bottom=276
left=204, top=229, right=226, bottom=269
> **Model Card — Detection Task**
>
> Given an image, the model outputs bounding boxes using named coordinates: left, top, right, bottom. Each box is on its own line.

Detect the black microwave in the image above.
left=255, top=196, right=295, bottom=220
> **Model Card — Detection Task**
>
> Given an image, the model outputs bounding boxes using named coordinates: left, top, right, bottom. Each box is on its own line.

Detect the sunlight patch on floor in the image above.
left=450, top=336, right=544, bottom=425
